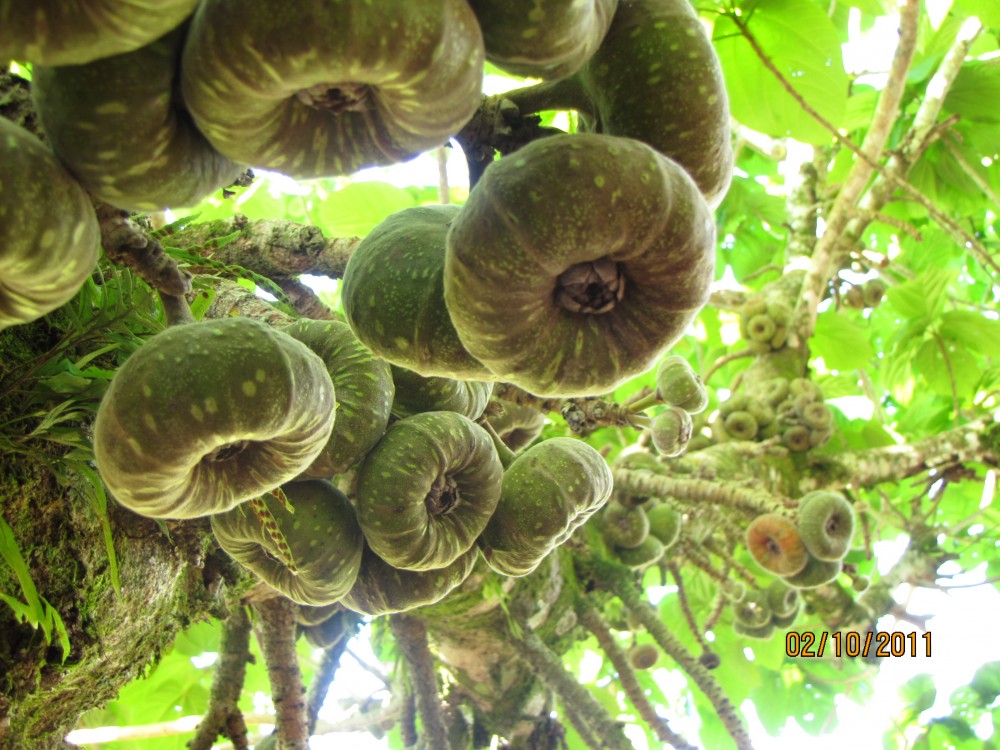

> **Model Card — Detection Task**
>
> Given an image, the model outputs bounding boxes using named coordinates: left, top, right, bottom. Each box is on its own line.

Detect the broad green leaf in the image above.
left=969, top=662, right=1000, bottom=705
left=939, top=311, right=1000, bottom=357
left=899, top=673, right=937, bottom=714
left=714, top=0, right=849, bottom=143
left=952, top=0, right=1000, bottom=26
left=315, top=181, right=418, bottom=237
left=944, top=59, right=1000, bottom=124
left=811, top=312, right=875, bottom=370
left=913, top=338, right=980, bottom=399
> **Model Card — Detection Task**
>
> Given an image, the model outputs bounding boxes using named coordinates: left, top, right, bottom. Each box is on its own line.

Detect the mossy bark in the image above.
left=0, top=321, right=229, bottom=750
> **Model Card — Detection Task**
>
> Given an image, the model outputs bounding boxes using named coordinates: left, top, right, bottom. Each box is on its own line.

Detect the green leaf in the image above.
left=886, top=270, right=957, bottom=319
left=945, top=59, right=1000, bottom=124
left=939, top=311, right=1000, bottom=357
left=0, top=516, right=44, bottom=626
left=952, top=0, right=1000, bottom=26
left=315, top=181, right=418, bottom=237
left=714, top=0, right=850, bottom=143
left=970, top=662, right=1000, bottom=705
left=899, top=673, right=937, bottom=714
left=811, top=312, right=875, bottom=370
left=913, top=338, right=980, bottom=399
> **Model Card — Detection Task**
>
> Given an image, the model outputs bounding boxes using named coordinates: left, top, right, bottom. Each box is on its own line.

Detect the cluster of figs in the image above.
left=3, top=0, right=740, bottom=614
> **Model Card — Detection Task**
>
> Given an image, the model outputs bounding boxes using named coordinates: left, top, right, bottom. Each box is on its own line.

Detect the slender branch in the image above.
left=274, top=277, right=334, bottom=321
left=254, top=597, right=309, bottom=750
left=511, top=627, right=633, bottom=750
left=436, top=145, right=451, bottom=205
left=613, top=469, right=784, bottom=516
left=204, top=278, right=296, bottom=327
left=306, top=613, right=362, bottom=735
left=577, top=598, right=698, bottom=750
left=389, top=615, right=449, bottom=750
left=578, top=555, right=754, bottom=750
left=786, top=0, right=920, bottom=335
left=169, top=216, right=360, bottom=280
left=188, top=606, right=252, bottom=750
left=159, top=291, right=196, bottom=327
left=96, top=203, right=192, bottom=296
left=943, top=135, right=1000, bottom=208
left=667, top=563, right=710, bottom=654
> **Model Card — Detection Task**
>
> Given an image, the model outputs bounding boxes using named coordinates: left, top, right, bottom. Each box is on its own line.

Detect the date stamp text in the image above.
left=785, top=631, right=931, bottom=658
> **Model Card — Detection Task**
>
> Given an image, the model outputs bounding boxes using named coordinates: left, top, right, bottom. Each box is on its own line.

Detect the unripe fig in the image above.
left=783, top=426, right=812, bottom=453
left=789, top=378, right=822, bottom=401
left=723, top=411, right=758, bottom=441
left=781, top=553, right=841, bottom=589
left=745, top=514, right=808, bottom=576
left=760, top=378, right=791, bottom=406
left=798, top=491, right=855, bottom=561
left=802, top=402, right=833, bottom=430
left=732, top=590, right=771, bottom=628
left=843, top=285, right=865, bottom=309
left=745, top=314, right=776, bottom=343
left=699, top=651, right=721, bottom=670
left=765, top=580, right=800, bottom=618
left=655, top=355, right=708, bottom=414
left=718, top=393, right=750, bottom=417
left=766, top=301, right=792, bottom=326
left=809, top=427, right=833, bottom=449
left=613, top=535, right=665, bottom=571
left=862, top=278, right=887, bottom=308
left=852, top=574, right=871, bottom=593
left=601, top=504, right=650, bottom=549
left=646, top=504, right=682, bottom=549
left=745, top=399, right=776, bottom=428
left=650, top=406, right=693, bottom=456
left=627, top=642, right=660, bottom=670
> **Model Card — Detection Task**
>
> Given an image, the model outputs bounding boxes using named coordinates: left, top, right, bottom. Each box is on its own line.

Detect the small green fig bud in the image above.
left=601, top=503, right=650, bottom=549
left=646, top=503, right=682, bottom=549
left=699, top=651, right=721, bottom=669
left=655, top=355, right=708, bottom=414
left=650, top=406, right=693, bottom=457
left=627, top=643, right=660, bottom=670
left=862, top=278, right=887, bottom=308
left=783, top=426, right=812, bottom=452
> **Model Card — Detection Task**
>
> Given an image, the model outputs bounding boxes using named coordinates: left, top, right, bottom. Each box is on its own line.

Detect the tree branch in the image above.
left=790, top=0, right=921, bottom=335
left=170, top=216, right=360, bottom=280
left=578, top=556, right=754, bottom=750
left=613, top=469, right=784, bottom=516
left=254, top=597, right=308, bottom=750
left=511, top=626, right=633, bottom=750
left=188, top=606, right=252, bottom=750
left=577, top=597, right=698, bottom=750
left=389, top=615, right=449, bottom=750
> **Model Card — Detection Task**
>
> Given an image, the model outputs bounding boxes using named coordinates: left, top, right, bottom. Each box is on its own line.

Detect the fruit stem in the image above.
left=478, top=418, right=517, bottom=469
left=628, top=393, right=662, bottom=414
left=503, top=77, right=595, bottom=118
left=159, top=291, right=195, bottom=326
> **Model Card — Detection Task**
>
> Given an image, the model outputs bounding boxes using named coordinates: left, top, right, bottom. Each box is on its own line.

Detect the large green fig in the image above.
left=283, top=319, right=394, bottom=477
left=342, top=543, right=478, bottom=617
left=600, top=503, right=650, bottom=549
left=33, top=27, right=242, bottom=211
left=390, top=366, right=493, bottom=421
left=180, top=0, right=484, bottom=179
left=646, top=503, right=682, bottom=549
left=445, top=133, right=715, bottom=397
left=467, top=0, right=618, bottom=80
left=355, top=411, right=503, bottom=571
left=0, top=118, right=101, bottom=332
left=478, top=437, right=613, bottom=577
left=485, top=400, right=547, bottom=452
left=575, top=0, right=733, bottom=208
left=31, top=29, right=242, bottom=211
left=0, top=0, right=198, bottom=66
left=210, top=480, right=363, bottom=606
left=93, top=317, right=336, bottom=519
left=341, top=205, right=493, bottom=380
